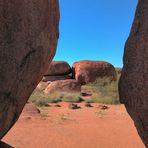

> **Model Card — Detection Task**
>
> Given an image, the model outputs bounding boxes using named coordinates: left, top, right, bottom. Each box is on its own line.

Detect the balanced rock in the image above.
left=44, top=61, right=71, bottom=76
left=72, top=60, right=117, bottom=85
left=119, top=1, right=148, bottom=147
left=0, top=0, right=59, bottom=139
left=44, top=79, right=81, bottom=94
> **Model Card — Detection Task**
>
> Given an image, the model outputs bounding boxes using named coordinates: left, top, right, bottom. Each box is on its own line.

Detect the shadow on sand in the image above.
left=0, top=141, right=14, bottom=148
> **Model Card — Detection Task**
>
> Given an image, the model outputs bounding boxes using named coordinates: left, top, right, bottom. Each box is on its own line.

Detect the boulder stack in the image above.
left=43, top=61, right=72, bottom=82
left=39, top=60, right=117, bottom=94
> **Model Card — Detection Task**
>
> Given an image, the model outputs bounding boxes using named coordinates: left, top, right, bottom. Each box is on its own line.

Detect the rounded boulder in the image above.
left=44, top=79, right=81, bottom=94
left=44, top=61, right=71, bottom=76
left=72, top=60, right=117, bottom=85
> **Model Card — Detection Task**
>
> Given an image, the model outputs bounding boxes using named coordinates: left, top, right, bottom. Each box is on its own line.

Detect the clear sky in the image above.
left=54, top=0, right=138, bottom=67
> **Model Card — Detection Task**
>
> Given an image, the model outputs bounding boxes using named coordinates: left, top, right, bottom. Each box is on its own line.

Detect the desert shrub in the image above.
left=85, top=99, right=94, bottom=103
left=83, top=74, right=121, bottom=104
left=29, top=90, right=82, bottom=106
left=29, top=90, right=62, bottom=107
left=61, top=92, right=83, bottom=103
left=30, top=74, right=121, bottom=106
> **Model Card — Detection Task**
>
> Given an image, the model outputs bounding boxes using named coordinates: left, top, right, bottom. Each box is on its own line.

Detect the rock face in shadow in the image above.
left=0, top=0, right=59, bottom=139
left=119, top=1, right=148, bottom=147
left=0, top=141, right=13, bottom=148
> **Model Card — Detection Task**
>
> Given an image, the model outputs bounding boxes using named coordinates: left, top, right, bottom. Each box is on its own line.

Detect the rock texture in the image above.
left=37, top=81, right=51, bottom=91
left=119, top=1, right=148, bottom=147
left=42, top=75, right=72, bottom=82
left=72, top=60, right=117, bottom=85
left=44, top=80, right=81, bottom=94
left=115, top=68, right=122, bottom=75
left=0, top=0, right=59, bottom=139
left=44, top=61, right=71, bottom=76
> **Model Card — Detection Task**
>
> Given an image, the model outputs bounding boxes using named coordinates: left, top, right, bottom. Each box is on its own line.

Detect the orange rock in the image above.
left=37, top=81, right=51, bottom=91
left=44, top=61, right=71, bottom=76
left=72, top=60, right=117, bottom=85
left=44, top=79, right=81, bottom=94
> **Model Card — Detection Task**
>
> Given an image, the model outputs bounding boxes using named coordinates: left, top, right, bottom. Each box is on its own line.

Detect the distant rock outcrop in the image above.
left=44, top=79, right=81, bottom=94
left=72, top=60, right=117, bottom=85
left=119, top=1, right=148, bottom=147
left=44, top=61, right=71, bottom=76
left=0, top=0, right=59, bottom=139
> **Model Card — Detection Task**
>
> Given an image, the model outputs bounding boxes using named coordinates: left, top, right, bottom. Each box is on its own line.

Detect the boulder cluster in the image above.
left=37, top=60, right=117, bottom=94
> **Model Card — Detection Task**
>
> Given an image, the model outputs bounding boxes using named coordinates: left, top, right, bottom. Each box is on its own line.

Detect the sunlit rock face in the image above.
left=119, top=1, right=148, bottom=147
left=44, top=79, right=81, bottom=94
left=44, top=61, right=72, bottom=76
left=0, top=0, right=59, bottom=139
left=72, top=60, right=117, bottom=85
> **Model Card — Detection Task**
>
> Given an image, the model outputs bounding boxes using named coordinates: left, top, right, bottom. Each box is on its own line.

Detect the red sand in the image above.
left=3, top=103, right=145, bottom=148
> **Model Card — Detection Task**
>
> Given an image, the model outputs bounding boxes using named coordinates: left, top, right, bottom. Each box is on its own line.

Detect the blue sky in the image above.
left=54, top=0, right=138, bottom=67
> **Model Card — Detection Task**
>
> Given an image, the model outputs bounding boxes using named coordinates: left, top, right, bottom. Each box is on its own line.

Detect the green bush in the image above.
left=29, top=90, right=82, bottom=106
left=30, top=74, right=121, bottom=106
left=29, top=90, right=62, bottom=107
left=83, top=74, right=120, bottom=104
left=61, top=92, right=83, bottom=103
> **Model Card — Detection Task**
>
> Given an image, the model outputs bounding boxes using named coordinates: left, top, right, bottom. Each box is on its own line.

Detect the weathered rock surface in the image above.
left=72, top=60, right=117, bottom=85
left=0, top=0, right=59, bottom=139
left=0, top=141, right=13, bottom=148
left=44, top=61, right=71, bottom=76
left=37, top=81, right=51, bottom=91
left=119, top=1, right=148, bottom=147
left=42, top=75, right=72, bottom=82
left=115, top=68, right=122, bottom=75
left=44, top=79, right=81, bottom=94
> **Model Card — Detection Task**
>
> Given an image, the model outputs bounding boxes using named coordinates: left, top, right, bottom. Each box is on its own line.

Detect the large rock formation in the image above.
left=119, top=1, right=148, bottom=147
left=44, top=61, right=71, bottom=76
left=0, top=0, right=59, bottom=139
left=43, top=61, right=72, bottom=83
left=72, top=60, right=117, bottom=85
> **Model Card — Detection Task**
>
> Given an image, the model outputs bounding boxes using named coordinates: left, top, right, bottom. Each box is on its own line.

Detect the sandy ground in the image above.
left=2, top=102, right=145, bottom=148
